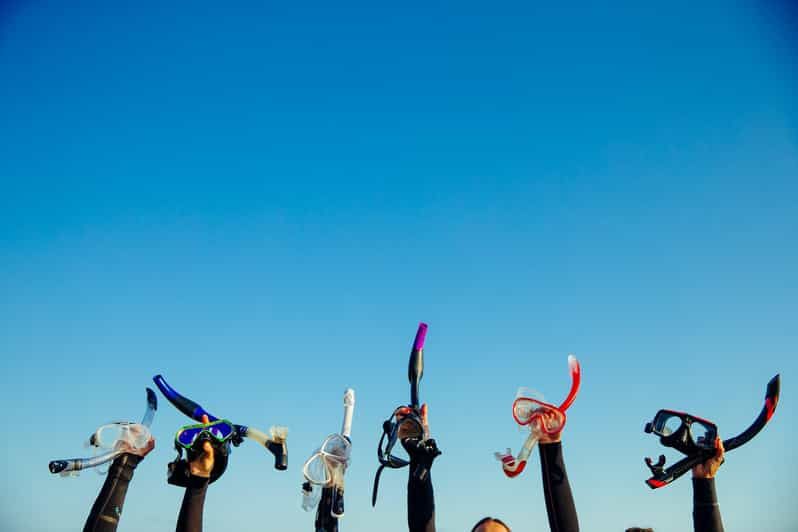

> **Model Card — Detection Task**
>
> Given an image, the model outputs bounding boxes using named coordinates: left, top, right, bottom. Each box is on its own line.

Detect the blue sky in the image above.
left=1, top=1, right=796, bottom=531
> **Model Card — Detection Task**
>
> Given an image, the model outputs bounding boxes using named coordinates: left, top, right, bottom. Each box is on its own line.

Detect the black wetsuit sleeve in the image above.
left=407, top=467, right=435, bottom=532
left=692, top=478, right=724, bottom=532
left=83, top=454, right=142, bottom=532
left=175, top=476, right=210, bottom=532
left=314, top=487, right=339, bottom=532
left=539, top=442, right=579, bottom=532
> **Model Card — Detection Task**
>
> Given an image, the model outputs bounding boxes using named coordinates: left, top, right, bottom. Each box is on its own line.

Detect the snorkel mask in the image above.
left=153, top=374, right=288, bottom=487
left=49, top=388, right=157, bottom=476
left=372, top=323, right=441, bottom=506
left=301, top=388, right=355, bottom=526
left=643, top=374, right=780, bottom=489
left=169, top=419, right=236, bottom=485
left=495, top=355, right=581, bottom=478
left=645, top=410, right=718, bottom=455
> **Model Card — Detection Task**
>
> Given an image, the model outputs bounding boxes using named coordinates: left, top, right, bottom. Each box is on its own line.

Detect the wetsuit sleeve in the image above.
left=83, top=453, right=142, bottom=532
left=175, top=476, right=210, bottom=532
left=692, top=478, right=724, bottom=532
left=539, top=442, right=579, bottom=532
left=407, top=466, right=435, bottom=532
left=314, top=487, right=339, bottom=532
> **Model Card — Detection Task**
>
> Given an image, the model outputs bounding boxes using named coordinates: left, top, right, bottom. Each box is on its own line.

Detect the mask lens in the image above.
left=177, top=427, right=200, bottom=447
left=660, top=414, right=682, bottom=436
left=657, top=413, right=683, bottom=436
left=93, top=424, right=125, bottom=448
left=321, top=434, right=351, bottom=462
left=691, top=421, right=716, bottom=448
left=208, top=422, right=234, bottom=441
left=304, top=452, right=332, bottom=485
left=398, top=416, right=423, bottom=440
left=92, top=423, right=146, bottom=449
left=514, top=398, right=545, bottom=424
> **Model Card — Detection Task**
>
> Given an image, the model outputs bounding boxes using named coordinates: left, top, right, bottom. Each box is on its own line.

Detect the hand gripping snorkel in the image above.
left=301, top=388, right=355, bottom=530
left=495, top=355, right=581, bottom=478
left=153, top=374, right=288, bottom=485
left=372, top=323, right=441, bottom=506
left=49, top=388, right=158, bottom=476
left=643, top=374, right=780, bottom=489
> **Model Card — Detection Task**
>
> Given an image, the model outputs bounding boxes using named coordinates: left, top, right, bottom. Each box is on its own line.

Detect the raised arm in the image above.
left=175, top=457, right=211, bottom=532
left=402, top=405, right=439, bottom=532
left=537, top=410, right=579, bottom=532
left=83, top=439, right=155, bottom=532
left=174, top=415, right=219, bottom=532
left=691, top=438, right=725, bottom=532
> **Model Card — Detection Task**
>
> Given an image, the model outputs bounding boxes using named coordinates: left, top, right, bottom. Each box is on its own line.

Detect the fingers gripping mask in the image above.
left=168, top=421, right=235, bottom=486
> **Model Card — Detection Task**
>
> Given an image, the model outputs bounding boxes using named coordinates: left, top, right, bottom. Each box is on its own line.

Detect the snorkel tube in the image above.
left=302, top=388, right=356, bottom=531
left=644, top=374, right=780, bottom=489
left=495, top=355, right=581, bottom=478
left=153, top=374, right=288, bottom=482
left=409, top=324, right=426, bottom=411
left=49, top=388, right=158, bottom=476
left=333, top=388, right=355, bottom=517
left=372, top=323, right=440, bottom=506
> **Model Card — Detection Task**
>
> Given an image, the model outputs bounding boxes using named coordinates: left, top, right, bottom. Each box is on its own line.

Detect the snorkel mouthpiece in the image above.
left=49, top=460, right=70, bottom=475
left=268, top=439, right=288, bottom=471
left=497, top=455, right=527, bottom=478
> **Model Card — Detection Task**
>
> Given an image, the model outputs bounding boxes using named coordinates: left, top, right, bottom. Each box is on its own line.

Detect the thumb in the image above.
left=421, top=404, right=430, bottom=429
left=200, top=414, right=210, bottom=425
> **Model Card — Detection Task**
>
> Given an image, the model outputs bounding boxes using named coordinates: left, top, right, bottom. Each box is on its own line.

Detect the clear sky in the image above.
left=1, top=1, right=796, bottom=531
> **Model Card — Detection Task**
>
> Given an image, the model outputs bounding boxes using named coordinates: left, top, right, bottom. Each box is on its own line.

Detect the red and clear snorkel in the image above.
left=495, top=355, right=581, bottom=478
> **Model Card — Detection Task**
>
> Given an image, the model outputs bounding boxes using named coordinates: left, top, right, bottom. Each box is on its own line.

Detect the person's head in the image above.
left=625, top=528, right=654, bottom=532
left=471, top=517, right=511, bottom=532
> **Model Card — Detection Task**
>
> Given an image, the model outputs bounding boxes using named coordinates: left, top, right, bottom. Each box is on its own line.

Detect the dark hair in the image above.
left=625, top=528, right=654, bottom=532
left=472, top=517, right=511, bottom=532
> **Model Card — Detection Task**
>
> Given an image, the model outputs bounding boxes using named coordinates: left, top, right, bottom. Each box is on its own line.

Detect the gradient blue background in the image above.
left=1, top=1, right=796, bottom=531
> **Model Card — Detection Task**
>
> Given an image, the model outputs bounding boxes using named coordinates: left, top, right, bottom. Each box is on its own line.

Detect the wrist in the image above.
left=539, top=435, right=562, bottom=445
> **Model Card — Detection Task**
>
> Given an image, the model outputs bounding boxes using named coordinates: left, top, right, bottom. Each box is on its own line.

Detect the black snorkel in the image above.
left=372, top=323, right=441, bottom=506
left=644, top=374, right=780, bottom=488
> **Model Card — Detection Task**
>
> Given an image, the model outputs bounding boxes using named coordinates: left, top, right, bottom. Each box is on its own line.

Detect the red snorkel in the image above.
left=497, top=355, right=581, bottom=478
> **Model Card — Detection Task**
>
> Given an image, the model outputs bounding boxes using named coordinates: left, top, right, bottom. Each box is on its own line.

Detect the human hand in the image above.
left=118, top=436, right=156, bottom=458
left=692, top=437, right=724, bottom=479
left=536, top=406, right=566, bottom=445
left=188, top=415, right=215, bottom=478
